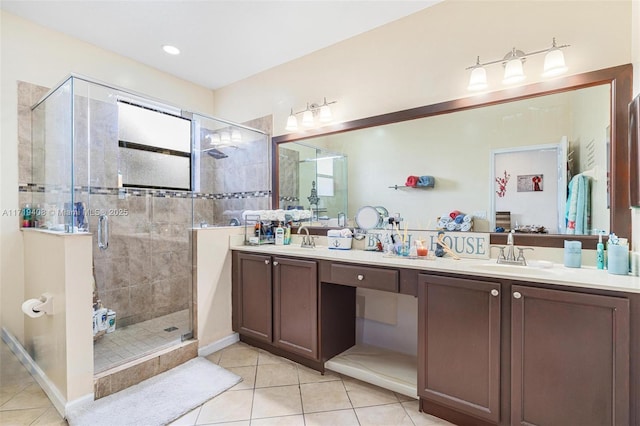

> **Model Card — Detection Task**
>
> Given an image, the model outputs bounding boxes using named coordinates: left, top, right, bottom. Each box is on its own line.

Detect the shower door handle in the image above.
left=98, top=214, right=109, bottom=250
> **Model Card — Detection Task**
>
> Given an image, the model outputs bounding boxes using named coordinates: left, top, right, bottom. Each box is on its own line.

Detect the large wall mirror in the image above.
left=273, top=64, right=632, bottom=248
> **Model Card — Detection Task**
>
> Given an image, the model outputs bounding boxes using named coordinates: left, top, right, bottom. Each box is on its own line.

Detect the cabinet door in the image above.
left=511, top=285, right=629, bottom=426
left=236, top=253, right=273, bottom=343
left=273, top=256, right=318, bottom=360
left=418, top=274, right=501, bottom=423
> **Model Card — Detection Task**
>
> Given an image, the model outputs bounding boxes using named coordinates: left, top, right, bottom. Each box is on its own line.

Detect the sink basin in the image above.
left=273, top=244, right=324, bottom=251
left=469, top=262, right=556, bottom=276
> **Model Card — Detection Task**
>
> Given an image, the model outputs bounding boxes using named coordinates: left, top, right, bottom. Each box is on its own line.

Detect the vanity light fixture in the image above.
left=466, top=37, right=569, bottom=91
left=285, top=98, right=337, bottom=132
left=206, top=128, right=242, bottom=146
left=207, top=133, right=221, bottom=145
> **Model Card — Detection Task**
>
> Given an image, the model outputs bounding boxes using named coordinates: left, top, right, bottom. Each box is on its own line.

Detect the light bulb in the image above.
left=319, top=98, right=332, bottom=122
left=208, top=133, right=221, bottom=145
left=162, top=45, right=180, bottom=55
left=302, top=105, right=314, bottom=127
left=285, top=109, right=298, bottom=132
left=220, top=132, right=231, bottom=144
left=543, top=48, right=567, bottom=77
left=503, top=58, right=525, bottom=85
left=467, top=66, right=488, bottom=91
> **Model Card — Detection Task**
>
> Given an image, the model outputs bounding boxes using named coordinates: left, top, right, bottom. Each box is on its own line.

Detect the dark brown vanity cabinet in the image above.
left=510, top=285, right=630, bottom=426
left=273, top=255, right=318, bottom=359
left=233, top=252, right=319, bottom=360
left=418, top=273, right=632, bottom=426
left=234, top=252, right=273, bottom=343
left=418, top=274, right=502, bottom=424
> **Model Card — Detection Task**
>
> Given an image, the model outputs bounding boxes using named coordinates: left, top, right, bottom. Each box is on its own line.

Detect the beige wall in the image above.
left=213, top=1, right=632, bottom=136
left=22, top=231, right=94, bottom=402
left=0, top=10, right=215, bottom=340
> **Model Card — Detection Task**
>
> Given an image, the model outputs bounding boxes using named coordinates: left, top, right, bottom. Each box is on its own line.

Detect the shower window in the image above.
left=117, top=101, right=191, bottom=190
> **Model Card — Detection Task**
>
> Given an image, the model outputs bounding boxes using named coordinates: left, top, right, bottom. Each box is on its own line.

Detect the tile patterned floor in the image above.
left=1, top=338, right=455, bottom=425
left=169, top=342, right=456, bottom=426
left=0, top=340, right=66, bottom=426
left=94, top=309, right=191, bottom=373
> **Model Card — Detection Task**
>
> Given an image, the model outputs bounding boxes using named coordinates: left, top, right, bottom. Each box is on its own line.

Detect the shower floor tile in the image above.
left=94, top=309, right=191, bottom=374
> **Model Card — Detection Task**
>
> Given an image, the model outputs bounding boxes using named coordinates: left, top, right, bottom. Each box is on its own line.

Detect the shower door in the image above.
left=71, top=77, right=194, bottom=374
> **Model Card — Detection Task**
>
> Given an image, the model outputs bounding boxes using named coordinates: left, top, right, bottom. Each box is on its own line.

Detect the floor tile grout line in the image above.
left=247, top=358, right=258, bottom=424
left=338, top=373, right=362, bottom=425
left=295, top=364, right=307, bottom=426
left=397, top=399, right=418, bottom=426
left=28, top=406, right=54, bottom=426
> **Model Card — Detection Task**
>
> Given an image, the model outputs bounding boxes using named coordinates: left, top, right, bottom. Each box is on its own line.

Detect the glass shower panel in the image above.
left=30, top=78, right=74, bottom=231
left=278, top=141, right=348, bottom=220
left=66, top=77, right=194, bottom=374
left=191, top=113, right=270, bottom=227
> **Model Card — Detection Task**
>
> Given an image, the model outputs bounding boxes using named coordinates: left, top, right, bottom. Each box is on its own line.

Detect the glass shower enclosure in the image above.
left=30, top=76, right=196, bottom=374
left=278, top=141, right=348, bottom=221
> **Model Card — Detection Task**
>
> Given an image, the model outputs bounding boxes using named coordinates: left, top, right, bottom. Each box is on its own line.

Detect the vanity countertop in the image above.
left=231, top=243, right=640, bottom=294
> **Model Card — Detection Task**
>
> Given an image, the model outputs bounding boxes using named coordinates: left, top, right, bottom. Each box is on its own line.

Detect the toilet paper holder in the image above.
left=30, top=293, right=54, bottom=315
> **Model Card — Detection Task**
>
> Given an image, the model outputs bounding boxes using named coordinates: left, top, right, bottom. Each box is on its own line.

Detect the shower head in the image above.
left=203, top=144, right=237, bottom=159
left=206, top=149, right=228, bottom=159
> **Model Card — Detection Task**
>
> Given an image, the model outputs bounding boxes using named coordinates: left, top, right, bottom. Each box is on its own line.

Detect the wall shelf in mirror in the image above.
left=388, top=185, right=434, bottom=190
left=273, top=64, right=633, bottom=249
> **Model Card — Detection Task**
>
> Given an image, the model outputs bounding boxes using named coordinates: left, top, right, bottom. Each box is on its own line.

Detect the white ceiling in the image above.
left=1, top=1, right=440, bottom=90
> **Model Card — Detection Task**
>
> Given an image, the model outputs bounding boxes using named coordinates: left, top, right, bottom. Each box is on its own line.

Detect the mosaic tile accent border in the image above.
left=279, top=196, right=300, bottom=202
left=18, top=183, right=271, bottom=200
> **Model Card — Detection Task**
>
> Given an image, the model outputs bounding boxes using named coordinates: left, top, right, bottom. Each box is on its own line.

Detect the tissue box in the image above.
left=328, top=236, right=353, bottom=250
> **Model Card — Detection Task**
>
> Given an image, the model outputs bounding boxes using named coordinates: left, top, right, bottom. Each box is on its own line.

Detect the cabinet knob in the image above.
left=513, top=291, right=522, bottom=299
left=273, top=261, right=279, bottom=266
left=491, top=289, right=499, bottom=297
left=357, top=274, right=364, bottom=281
left=264, top=259, right=270, bottom=265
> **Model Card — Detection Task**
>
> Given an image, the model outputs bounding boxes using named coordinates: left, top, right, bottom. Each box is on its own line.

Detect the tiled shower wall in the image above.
left=194, top=115, right=273, bottom=227
left=278, top=147, right=300, bottom=209
left=18, top=80, right=273, bottom=329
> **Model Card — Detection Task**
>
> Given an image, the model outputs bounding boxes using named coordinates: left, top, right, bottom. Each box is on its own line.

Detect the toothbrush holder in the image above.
left=607, top=244, right=629, bottom=275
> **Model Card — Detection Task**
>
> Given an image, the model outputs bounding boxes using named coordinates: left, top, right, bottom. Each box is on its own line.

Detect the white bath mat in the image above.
left=66, top=357, right=241, bottom=426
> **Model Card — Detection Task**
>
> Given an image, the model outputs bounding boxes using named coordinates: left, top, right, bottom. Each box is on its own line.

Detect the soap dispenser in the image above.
left=275, top=222, right=285, bottom=245
left=596, top=231, right=605, bottom=270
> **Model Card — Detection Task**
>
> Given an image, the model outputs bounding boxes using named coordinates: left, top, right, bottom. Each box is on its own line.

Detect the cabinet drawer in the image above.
left=330, top=264, right=399, bottom=292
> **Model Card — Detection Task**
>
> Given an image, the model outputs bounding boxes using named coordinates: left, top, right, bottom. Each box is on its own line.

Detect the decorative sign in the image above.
left=365, top=230, right=490, bottom=259
left=517, top=174, right=544, bottom=192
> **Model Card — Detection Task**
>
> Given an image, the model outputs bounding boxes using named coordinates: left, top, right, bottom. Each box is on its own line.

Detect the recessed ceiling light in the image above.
left=162, top=45, right=180, bottom=55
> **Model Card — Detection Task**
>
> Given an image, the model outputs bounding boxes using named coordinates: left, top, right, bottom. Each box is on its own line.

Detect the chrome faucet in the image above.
left=494, top=230, right=533, bottom=266
left=505, top=230, right=515, bottom=261
left=297, top=225, right=315, bottom=248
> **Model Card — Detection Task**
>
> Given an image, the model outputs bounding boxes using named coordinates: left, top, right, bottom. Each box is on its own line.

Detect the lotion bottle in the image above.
left=275, top=223, right=285, bottom=245
left=596, top=231, right=605, bottom=269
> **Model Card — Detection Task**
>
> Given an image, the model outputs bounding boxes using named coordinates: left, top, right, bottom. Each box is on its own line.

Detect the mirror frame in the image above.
left=272, top=64, right=633, bottom=249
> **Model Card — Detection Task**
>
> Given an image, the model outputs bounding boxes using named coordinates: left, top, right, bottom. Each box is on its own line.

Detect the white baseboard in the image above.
left=198, top=332, right=239, bottom=357
left=1, top=327, right=69, bottom=417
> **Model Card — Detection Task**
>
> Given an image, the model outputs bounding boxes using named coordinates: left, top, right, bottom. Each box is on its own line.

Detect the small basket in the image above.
left=328, top=236, right=353, bottom=250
